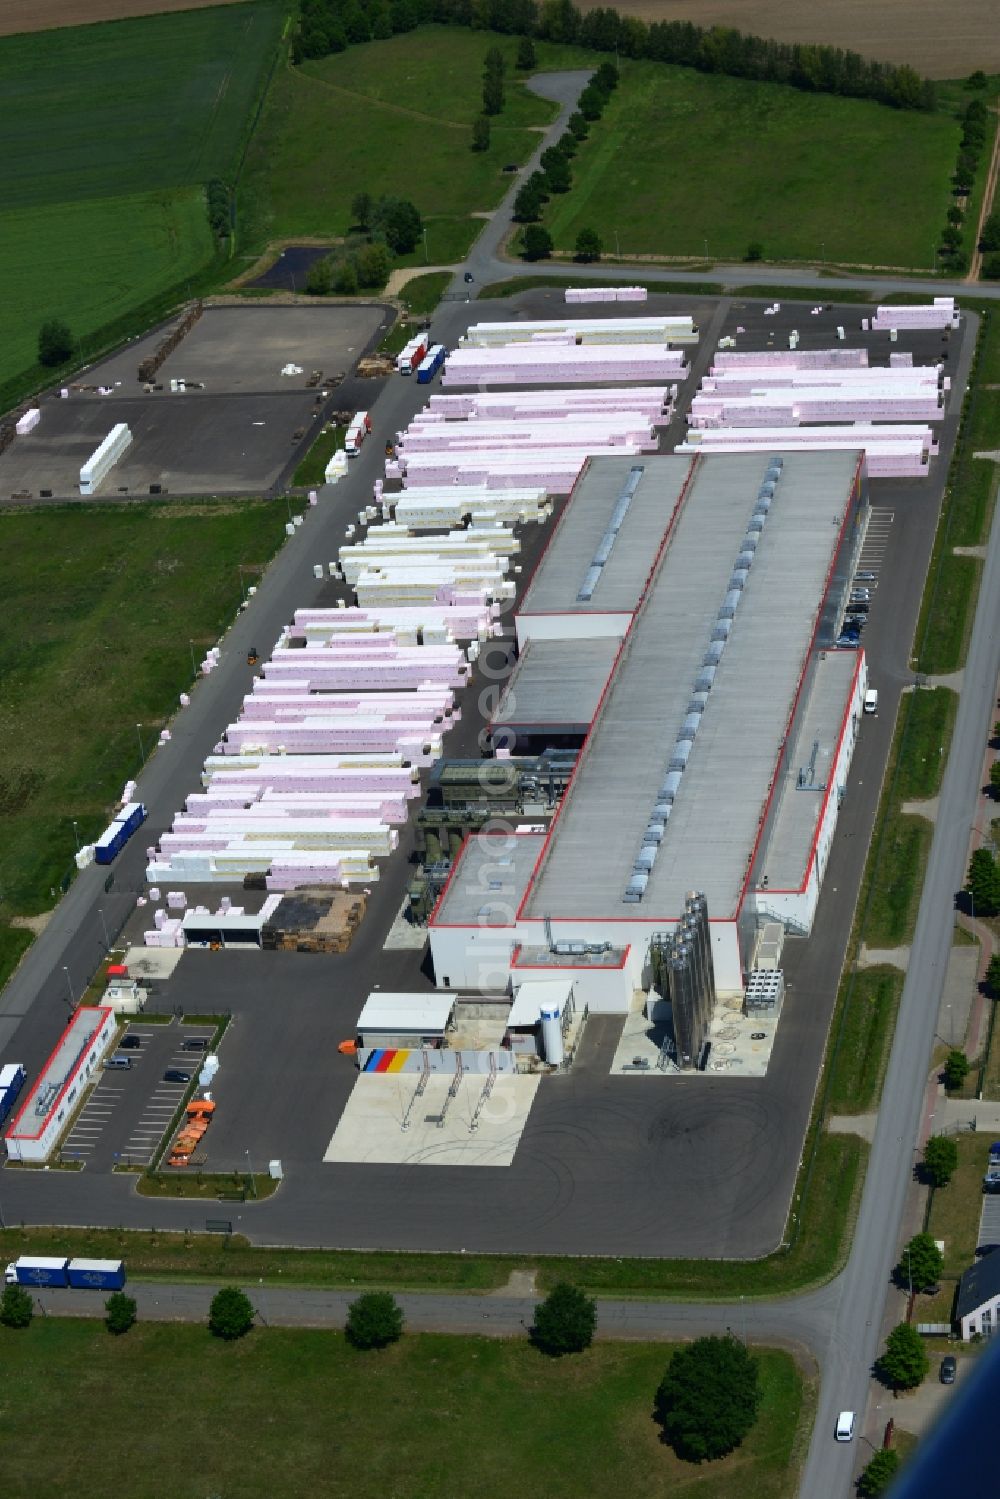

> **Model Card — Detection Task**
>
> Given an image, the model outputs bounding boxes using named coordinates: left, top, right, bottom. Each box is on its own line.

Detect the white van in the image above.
left=863, top=689, right=878, bottom=715
left=835, top=1410, right=856, bottom=1442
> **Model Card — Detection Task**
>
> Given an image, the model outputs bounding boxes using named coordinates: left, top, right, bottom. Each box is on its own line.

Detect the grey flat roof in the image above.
left=513, top=944, right=627, bottom=969
left=525, top=450, right=860, bottom=921
left=756, top=651, right=860, bottom=892
left=434, top=832, right=546, bottom=926
left=493, top=638, right=619, bottom=729
left=519, top=456, right=691, bottom=616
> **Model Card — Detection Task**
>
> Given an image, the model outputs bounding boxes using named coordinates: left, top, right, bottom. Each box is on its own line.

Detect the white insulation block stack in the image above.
left=80, top=423, right=132, bottom=495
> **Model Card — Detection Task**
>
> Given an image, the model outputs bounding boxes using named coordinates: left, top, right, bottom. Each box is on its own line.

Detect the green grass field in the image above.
left=0, top=1321, right=808, bottom=1499
left=0, top=2, right=284, bottom=395
left=545, top=61, right=960, bottom=268
left=0, top=502, right=290, bottom=986
left=239, top=27, right=557, bottom=255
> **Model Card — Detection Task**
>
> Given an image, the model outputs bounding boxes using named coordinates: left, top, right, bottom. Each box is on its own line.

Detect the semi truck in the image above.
left=345, top=411, right=372, bottom=457
left=397, top=335, right=428, bottom=375
left=94, top=801, right=147, bottom=865
left=416, top=345, right=446, bottom=384
left=5, top=1257, right=126, bottom=1289
left=0, top=1063, right=26, bottom=1124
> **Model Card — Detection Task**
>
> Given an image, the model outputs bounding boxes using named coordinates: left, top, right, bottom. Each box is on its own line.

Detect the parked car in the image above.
left=855, top=571, right=878, bottom=582
left=835, top=1410, right=856, bottom=1442
left=940, top=1355, right=957, bottom=1384
left=163, top=1069, right=191, bottom=1084
left=119, top=1035, right=142, bottom=1050
left=182, top=1038, right=209, bottom=1052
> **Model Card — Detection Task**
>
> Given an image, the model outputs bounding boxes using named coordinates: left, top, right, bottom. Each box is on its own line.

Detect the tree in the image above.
left=351, top=191, right=374, bottom=231
left=471, top=114, right=491, bottom=152
left=744, top=241, right=764, bottom=262
left=483, top=45, right=506, bottom=81
left=531, top=1282, right=596, bottom=1354
left=877, top=1321, right=929, bottom=1391
left=556, top=130, right=577, bottom=157
left=967, top=70, right=988, bottom=90
left=967, top=848, right=1000, bottom=917
left=980, top=213, right=1000, bottom=253
left=105, top=1291, right=137, bottom=1335
left=345, top=1291, right=403, bottom=1349
left=333, top=259, right=360, bottom=296
left=305, top=257, right=333, bottom=295
left=986, top=953, right=1000, bottom=998
left=38, top=318, right=74, bottom=367
left=655, top=1335, right=761, bottom=1462
left=947, top=205, right=964, bottom=227
left=858, top=1448, right=901, bottom=1498
left=575, top=227, right=602, bottom=262
left=578, top=83, right=605, bottom=120
left=516, top=34, right=536, bottom=70
left=944, top=1048, right=970, bottom=1092
left=512, top=183, right=543, bottom=222
left=541, top=153, right=571, bottom=192
left=372, top=196, right=422, bottom=254
left=568, top=111, right=588, bottom=139
left=520, top=223, right=553, bottom=261
left=896, top=1232, right=944, bottom=1292
left=594, top=60, right=619, bottom=93
left=483, top=71, right=505, bottom=115
left=991, top=760, right=1000, bottom=795
left=0, top=1283, right=33, bottom=1329
left=208, top=1285, right=255, bottom=1340
left=923, top=1133, right=959, bottom=1187
left=355, top=241, right=390, bottom=289
left=940, top=225, right=963, bottom=252
left=987, top=254, right=1000, bottom=281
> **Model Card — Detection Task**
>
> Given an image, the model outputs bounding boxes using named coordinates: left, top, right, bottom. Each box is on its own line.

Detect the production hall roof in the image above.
left=523, top=449, right=862, bottom=922
left=492, top=638, right=620, bottom=732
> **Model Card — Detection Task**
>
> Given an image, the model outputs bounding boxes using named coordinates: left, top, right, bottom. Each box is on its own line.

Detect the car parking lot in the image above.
left=60, top=1021, right=215, bottom=1169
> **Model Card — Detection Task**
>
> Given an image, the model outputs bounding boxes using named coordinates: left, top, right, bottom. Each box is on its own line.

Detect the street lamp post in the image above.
left=246, top=1148, right=257, bottom=1199
left=71, top=820, right=81, bottom=852
left=97, top=907, right=110, bottom=950
left=135, top=724, right=145, bottom=766
left=189, top=640, right=197, bottom=677
left=62, top=966, right=75, bottom=1008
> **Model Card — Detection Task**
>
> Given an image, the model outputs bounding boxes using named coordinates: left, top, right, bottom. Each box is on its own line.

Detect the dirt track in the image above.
left=582, top=0, right=1000, bottom=77
left=0, top=0, right=249, bottom=36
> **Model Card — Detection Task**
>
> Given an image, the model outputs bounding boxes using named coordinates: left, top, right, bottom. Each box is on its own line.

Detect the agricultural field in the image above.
left=589, top=0, right=1000, bottom=77
left=238, top=26, right=559, bottom=260
left=0, top=501, right=290, bottom=989
left=0, top=1320, right=810, bottom=1499
left=545, top=60, right=960, bottom=267
left=0, top=1, right=284, bottom=394
left=0, top=0, right=252, bottom=36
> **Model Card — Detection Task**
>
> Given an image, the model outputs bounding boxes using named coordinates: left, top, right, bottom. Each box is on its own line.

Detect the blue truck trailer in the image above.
left=416, top=344, right=446, bottom=384
left=0, top=1063, right=26, bottom=1124
left=6, top=1257, right=70, bottom=1287
left=5, top=1256, right=126, bottom=1289
left=66, top=1258, right=127, bottom=1290
left=94, top=801, right=147, bottom=866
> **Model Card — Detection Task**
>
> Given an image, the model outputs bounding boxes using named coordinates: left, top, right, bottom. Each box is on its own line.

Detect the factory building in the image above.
left=430, top=450, right=869, bottom=1004
left=5, top=1007, right=116, bottom=1162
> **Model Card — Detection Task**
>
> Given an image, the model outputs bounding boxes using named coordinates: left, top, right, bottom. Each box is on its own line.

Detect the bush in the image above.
left=979, top=212, right=1000, bottom=253
left=575, top=227, right=602, bottom=262
left=208, top=1286, right=255, bottom=1341
left=355, top=241, right=390, bottom=290
left=471, top=114, right=490, bottom=152
left=655, top=1336, right=761, bottom=1462
left=594, top=60, right=619, bottom=93
left=858, top=1449, right=901, bottom=1498
left=944, top=1049, right=970, bottom=1091
left=568, top=111, right=588, bottom=140
left=556, top=131, right=577, bottom=158
left=986, top=953, right=1000, bottom=996
left=896, top=1232, right=944, bottom=1292
left=531, top=1282, right=596, bottom=1354
left=305, top=258, right=333, bottom=295
left=876, top=1321, right=929, bottom=1391
left=520, top=223, right=554, bottom=261
left=967, top=848, right=1000, bottom=916
left=333, top=259, right=360, bottom=295
left=0, top=1283, right=33, bottom=1329
left=38, top=318, right=74, bottom=367
left=345, top=1291, right=403, bottom=1349
left=744, top=241, right=764, bottom=262
left=578, top=84, right=605, bottom=120
left=105, top=1292, right=137, bottom=1335
left=923, top=1133, right=959, bottom=1187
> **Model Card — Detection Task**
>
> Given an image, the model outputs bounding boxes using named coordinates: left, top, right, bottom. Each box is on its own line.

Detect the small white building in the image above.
left=6, top=1006, right=116, bottom=1162
left=957, top=1253, right=1000, bottom=1340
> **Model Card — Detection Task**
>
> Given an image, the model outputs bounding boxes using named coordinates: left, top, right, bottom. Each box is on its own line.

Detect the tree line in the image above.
left=293, top=0, right=935, bottom=112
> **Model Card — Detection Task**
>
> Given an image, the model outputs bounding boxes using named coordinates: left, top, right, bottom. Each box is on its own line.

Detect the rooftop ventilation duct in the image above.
left=695, top=665, right=716, bottom=692
left=729, top=568, right=749, bottom=590
left=711, top=617, right=732, bottom=643
left=753, top=495, right=771, bottom=517
left=747, top=514, right=765, bottom=534
left=670, top=738, right=693, bottom=770
left=653, top=801, right=673, bottom=821
left=703, top=639, right=725, bottom=666
left=645, top=820, right=666, bottom=844
left=687, top=691, right=709, bottom=714
left=682, top=711, right=702, bottom=737
left=742, top=532, right=759, bottom=553
left=758, top=481, right=776, bottom=500
left=737, top=549, right=755, bottom=571
left=768, top=454, right=784, bottom=472
left=576, top=465, right=644, bottom=602
left=634, top=846, right=657, bottom=872
left=660, top=770, right=683, bottom=802
left=719, top=589, right=742, bottom=619
left=624, top=873, right=648, bottom=902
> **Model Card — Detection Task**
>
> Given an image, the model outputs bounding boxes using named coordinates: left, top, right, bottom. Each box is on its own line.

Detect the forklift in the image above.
left=247, top=645, right=259, bottom=666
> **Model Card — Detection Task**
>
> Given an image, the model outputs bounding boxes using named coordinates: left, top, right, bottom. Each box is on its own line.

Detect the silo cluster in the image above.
left=664, top=891, right=717, bottom=1068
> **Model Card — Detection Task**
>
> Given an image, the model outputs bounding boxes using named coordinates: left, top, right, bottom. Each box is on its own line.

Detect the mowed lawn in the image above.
left=1, top=191, right=214, bottom=392
left=0, top=1321, right=809, bottom=1499
left=0, top=2, right=283, bottom=391
left=0, top=503, right=289, bottom=979
left=239, top=27, right=558, bottom=259
left=546, top=62, right=959, bottom=267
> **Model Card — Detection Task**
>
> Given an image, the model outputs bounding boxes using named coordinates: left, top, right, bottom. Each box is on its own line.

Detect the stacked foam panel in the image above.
left=442, top=345, right=687, bottom=386
left=15, top=408, right=40, bottom=435
left=337, top=528, right=519, bottom=586
left=391, top=486, right=547, bottom=530
left=398, top=413, right=657, bottom=455
left=870, top=298, right=957, bottom=330
left=677, top=430, right=931, bottom=477
left=462, top=315, right=695, bottom=345
left=289, top=603, right=500, bottom=644
left=712, top=348, right=868, bottom=371
left=399, top=448, right=645, bottom=493
left=427, top=386, right=671, bottom=421
left=564, top=286, right=648, bottom=303
left=79, top=423, right=132, bottom=494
